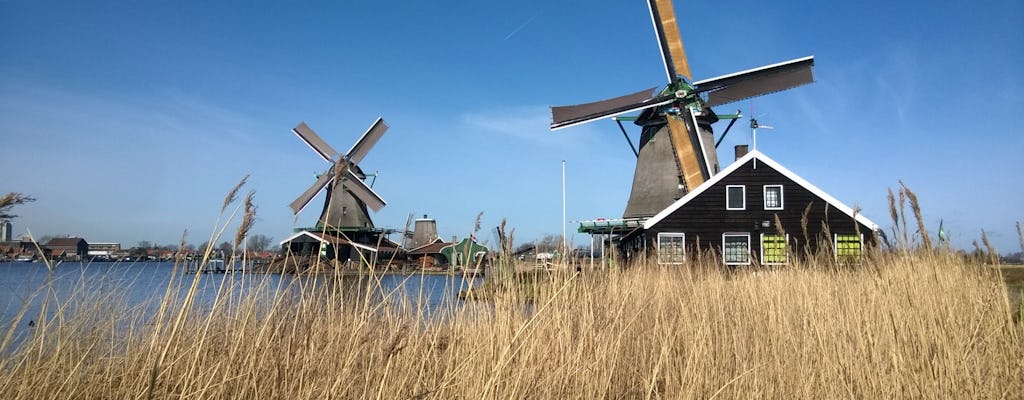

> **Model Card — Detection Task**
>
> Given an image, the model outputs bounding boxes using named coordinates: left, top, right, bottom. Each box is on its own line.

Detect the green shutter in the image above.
left=835, top=234, right=862, bottom=262
left=761, top=234, right=787, bottom=264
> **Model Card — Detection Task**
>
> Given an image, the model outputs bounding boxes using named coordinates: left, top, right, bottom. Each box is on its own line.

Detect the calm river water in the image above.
left=0, top=261, right=483, bottom=348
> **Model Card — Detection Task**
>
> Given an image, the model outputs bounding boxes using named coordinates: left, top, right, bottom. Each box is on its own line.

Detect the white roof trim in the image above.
left=278, top=230, right=325, bottom=245
left=277, top=230, right=378, bottom=253
left=643, top=150, right=879, bottom=231
left=349, top=241, right=378, bottom=253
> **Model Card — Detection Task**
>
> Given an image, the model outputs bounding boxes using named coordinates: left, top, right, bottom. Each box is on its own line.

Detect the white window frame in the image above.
left=657, top=232, right=685, bottom=264
left=834, top=233, right=864, bottom=262
left=726, top=185, right=746, bottom=210
left=722, top=233, right=751, bottom=265
left=763, top=185, right=784, bottom=210
left=759, top=233, right=789, bottom=265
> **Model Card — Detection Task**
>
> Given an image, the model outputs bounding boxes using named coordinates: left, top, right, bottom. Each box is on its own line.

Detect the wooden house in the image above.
left=45, top=237, right=89, bottom=261
left=440, top=238, right=489, bottom=269
left=279, top=231, right=380, bottom=264
left=406, top=238, right=450, bottom=269
left=621, top=150, right=879, bottom=265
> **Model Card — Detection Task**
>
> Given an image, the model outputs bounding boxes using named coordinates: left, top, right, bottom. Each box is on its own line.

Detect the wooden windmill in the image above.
left=551, top=0, right=815, bottom=219
left=289, top=118, right=388, bottom=232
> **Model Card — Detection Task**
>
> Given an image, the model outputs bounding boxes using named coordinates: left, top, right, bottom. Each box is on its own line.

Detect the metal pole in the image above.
left=562, top=160, right=567, bottom=255
left=590, top=234, right=594, bottom=269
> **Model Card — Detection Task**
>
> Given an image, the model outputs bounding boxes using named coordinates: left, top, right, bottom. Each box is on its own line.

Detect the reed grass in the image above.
left=0, top=248, right=1020, bottom=399
left=2, top=179, right=1020, bottom=398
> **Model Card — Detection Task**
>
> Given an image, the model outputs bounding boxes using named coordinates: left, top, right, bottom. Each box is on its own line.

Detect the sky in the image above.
left=1, top=0, right=1022, bottom=253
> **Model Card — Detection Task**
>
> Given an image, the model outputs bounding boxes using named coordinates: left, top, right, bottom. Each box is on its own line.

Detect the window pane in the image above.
left=658, top=234, right=685, bottom=264
left=723, top=235, right=749, bottom=264
left=836, top=234, right=862, bottom=262
left=727, top=186, right=744, bottom=209
left=762, top=234, right=787, bottom=264
left=764, top=186, right=782, bottom=209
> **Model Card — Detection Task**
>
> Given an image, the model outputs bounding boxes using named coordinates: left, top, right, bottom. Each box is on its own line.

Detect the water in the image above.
left=0, top=261, right=484, bottom=350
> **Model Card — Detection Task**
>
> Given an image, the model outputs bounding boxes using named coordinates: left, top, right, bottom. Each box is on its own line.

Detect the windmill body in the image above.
left=551, top=0, right=814, bottom=219
left=623, top=111, right=719, bottom=218
left=316, top=164, right=376, bottom=229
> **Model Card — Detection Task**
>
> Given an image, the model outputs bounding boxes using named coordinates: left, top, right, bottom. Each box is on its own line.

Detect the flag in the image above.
left=938, top=219, right=948, bottom=243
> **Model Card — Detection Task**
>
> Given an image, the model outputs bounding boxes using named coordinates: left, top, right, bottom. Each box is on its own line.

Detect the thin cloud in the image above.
left=459, top=105, right=607, bottom=149
left=504, top=12, right=540, bottom=41
left=461, top=106, right=550, bottom=139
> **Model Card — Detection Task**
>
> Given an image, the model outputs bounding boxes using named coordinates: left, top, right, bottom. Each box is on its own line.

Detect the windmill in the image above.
left=550, top=0, right=815, bottom=219
left=289, top=117, right=388, bottom=232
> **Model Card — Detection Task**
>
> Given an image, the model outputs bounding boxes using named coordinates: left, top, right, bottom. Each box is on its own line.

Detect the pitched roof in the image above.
left=407, top=237, right=446, bottom=253
left=643, top=150, right=879, bottom=231
left=278, top=230, right=379, bottom=253
left=407, top=241, right=450, bottom=255
left=46, top=237, right=86, bottom=247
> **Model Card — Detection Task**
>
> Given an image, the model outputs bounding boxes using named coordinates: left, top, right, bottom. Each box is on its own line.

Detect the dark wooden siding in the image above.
left=646, top=158, right=875, bottom=260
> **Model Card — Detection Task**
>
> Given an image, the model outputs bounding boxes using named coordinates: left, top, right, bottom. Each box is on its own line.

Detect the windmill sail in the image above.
left=346, top=117, right=388, bottom=165
left=648, top=0, right=691, bottom=82
left=293, top=122, right=339, bottom=162
left=694, top=56, right=815, bottom=107
left=551, top=88, right=672, bottom=130
left=667, top=116, right=704, bottom=189
left=342, top=169, right=386, bottom=212
left=289, top=168, right=333, bottom=214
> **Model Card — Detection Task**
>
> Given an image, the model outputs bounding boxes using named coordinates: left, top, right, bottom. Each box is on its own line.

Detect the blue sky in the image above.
left=1, top=1, right=1021, bottom=252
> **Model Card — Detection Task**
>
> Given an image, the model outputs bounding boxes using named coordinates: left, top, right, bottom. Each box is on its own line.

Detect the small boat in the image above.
left=14, top=254, right=34, bottom=262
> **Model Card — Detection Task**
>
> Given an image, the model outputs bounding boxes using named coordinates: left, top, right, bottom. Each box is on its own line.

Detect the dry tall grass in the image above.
left=0, top=250, right=1021, bottom=399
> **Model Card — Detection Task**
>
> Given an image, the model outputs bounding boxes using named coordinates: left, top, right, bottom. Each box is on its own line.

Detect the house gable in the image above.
left=644, top=150, right=878, bottom=232
left=642, top=150, right=878, bottom=257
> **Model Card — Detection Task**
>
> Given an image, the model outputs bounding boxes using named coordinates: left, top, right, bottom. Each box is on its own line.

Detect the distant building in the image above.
left=88, top=242, right=121, bottom=259
left=406, top=238, right=450, bottom=269
left=0, top=221, right=11, bottom=242
left=45, top=237, right=89, bottom=261
left=440, top=238, right=489, bottom=268
left=408, top=215, right=439, bottom=249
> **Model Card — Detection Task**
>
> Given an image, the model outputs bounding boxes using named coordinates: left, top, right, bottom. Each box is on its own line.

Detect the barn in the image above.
left=619, top=149, right=879, bottom=265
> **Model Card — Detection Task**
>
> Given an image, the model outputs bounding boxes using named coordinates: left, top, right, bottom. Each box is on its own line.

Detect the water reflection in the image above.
left=0, top=261, right=484, bottom=351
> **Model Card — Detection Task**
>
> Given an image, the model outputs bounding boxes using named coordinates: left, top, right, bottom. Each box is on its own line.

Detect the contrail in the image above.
left=504, top=12, right=540, bottom=41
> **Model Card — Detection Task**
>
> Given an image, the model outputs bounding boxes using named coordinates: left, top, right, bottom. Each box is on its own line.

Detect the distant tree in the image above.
left=137, top=241, right=153, bottom=250
left=534, top=234, right=564, bottom=253
left=129, top=246, right=148, bottom=258
left=217, top=241, right=232, bottom=257
left=0, top=193, right=35, bottom=220
left=38, top=235, right=54, bottom=245
left=247, top=234, right=273, bottom=253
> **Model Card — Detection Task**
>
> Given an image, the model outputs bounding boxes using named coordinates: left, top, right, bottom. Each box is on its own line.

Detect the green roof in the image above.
left=577, top=218, right=646, bottom=235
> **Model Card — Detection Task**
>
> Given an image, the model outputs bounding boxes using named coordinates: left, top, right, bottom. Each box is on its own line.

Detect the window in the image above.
left=726, top=185, right=745, bottom=210
left=722, top=234, right=751, bottom=265
left=761, top=234, right=789, bottom=264
left=835, top=234, right=862, bottom=263
left=763, top=185, right=783, bottom=210
left=657, top=233, right=685, bottom=264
